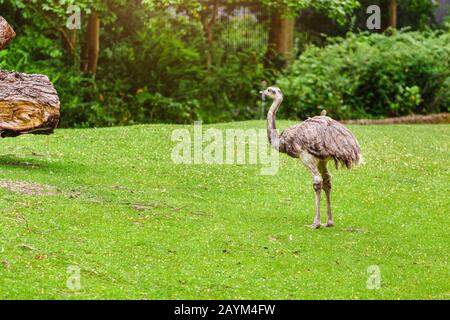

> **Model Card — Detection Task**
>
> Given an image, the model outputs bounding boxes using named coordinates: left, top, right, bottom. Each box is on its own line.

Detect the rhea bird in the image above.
left=261, top=86, right=363, bottom=229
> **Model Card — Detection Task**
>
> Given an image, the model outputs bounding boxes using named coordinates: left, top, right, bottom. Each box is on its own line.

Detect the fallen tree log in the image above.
left=0, top=16, right=15, bottom=49
left=0, top=71, right=60, bottom=137
left=0, top=16, right=60, bottom=138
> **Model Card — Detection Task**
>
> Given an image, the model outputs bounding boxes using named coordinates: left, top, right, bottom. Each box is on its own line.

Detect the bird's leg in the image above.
left=320, top=163, right=334, bottom=227
left=310, top=174, right=323, bottom=229
left=300, top=152, right=322, bottom=229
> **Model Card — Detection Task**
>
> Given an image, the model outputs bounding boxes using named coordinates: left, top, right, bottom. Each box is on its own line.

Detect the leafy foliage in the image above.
left=261, top=0, right=360, bottom=25
left=0, top=0, right=448, bottom=126
left=278, top=31, right=450, bottom=119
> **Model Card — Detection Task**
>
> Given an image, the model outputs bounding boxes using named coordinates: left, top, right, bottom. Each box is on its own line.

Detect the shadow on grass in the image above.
left=0, top=154, right=72, bottom=173
left=0, top=154, right=48, bottom=168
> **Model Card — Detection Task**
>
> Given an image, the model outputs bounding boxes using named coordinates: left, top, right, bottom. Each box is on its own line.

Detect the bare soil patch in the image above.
left=0, top=180, right=59, bottom=196
left=343, top=113, right=450, bottom=125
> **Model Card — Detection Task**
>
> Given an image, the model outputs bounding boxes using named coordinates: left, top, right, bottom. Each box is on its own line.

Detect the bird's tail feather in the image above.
left=333, top=152, right=364, bottom=169
left=356, top=154, right=365, bottom=166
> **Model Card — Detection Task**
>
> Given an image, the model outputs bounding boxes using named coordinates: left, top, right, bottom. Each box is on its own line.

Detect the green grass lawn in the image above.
left=0, top=121, right=448, bottom=299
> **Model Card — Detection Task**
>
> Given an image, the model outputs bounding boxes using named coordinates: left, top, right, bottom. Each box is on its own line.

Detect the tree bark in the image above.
left=81, top=13, right=100, bottom=76
left=266, top=10, right=295, bottom=65
left=199, top=0, right=219, bottom=68
left=0, top=16, right=15, bottom=50
left=388, top=0, right=398, bottom=29
left=203, top=21, right=214, bottom=68
left=0, top=71, right=60, bottom=137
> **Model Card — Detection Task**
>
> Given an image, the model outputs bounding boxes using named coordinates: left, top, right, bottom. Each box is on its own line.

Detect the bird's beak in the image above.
left=259, top=91, right=264, bottom=95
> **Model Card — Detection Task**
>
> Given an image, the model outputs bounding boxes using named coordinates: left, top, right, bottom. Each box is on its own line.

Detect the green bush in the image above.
left=278, top=31, right=450, bottom=119
left=0, top=7, right=271, bottom=127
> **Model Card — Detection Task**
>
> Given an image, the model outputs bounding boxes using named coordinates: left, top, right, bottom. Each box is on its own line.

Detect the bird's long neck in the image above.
left=267, top=95, right=283, bottom=151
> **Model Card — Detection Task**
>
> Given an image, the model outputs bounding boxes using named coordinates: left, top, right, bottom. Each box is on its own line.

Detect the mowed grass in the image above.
left=0, top=121, right=448, bottom=300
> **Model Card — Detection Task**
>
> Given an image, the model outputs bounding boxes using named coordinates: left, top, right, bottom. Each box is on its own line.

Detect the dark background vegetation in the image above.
left=0, top=0, right=448, bottom=127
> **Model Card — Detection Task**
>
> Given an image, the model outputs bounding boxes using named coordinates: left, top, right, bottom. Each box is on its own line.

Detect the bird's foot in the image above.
left=304, top=223, right=321, bottom=229
left=322, top=221, right=334, bottom=228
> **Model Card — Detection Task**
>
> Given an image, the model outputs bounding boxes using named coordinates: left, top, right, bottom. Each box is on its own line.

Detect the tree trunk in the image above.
left=204, top=23, right=214, bottom=68
left=266, top=10, right=295, bottom=65
left=0, top=71, right=60, bottom=137
left=0, top=16, right=15, bottom=50
left=199, top=0, right=219, bottom=68
left=388, top=0, right=398, bottom=29
left=0, top=17, right=60, bottom=137
left=82, top=13, right=100, bottom=76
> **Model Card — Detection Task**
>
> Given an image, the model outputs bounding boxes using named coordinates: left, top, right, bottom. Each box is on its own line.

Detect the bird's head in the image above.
left=260, top=86, right=283, bottom=100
